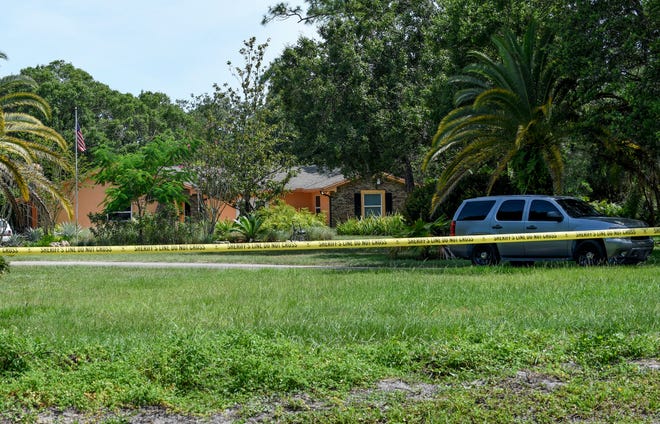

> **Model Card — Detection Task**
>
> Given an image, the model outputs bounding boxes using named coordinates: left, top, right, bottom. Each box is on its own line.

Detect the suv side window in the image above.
left=457, top=200, right=496, bottom=221
left=496, top=199, right=525, bottom=221
left=529, top=200, right=562, bottom=221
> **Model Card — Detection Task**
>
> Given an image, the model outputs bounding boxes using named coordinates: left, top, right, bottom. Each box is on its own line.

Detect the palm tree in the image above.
left=423, top=21, right=565, bottom=207
left=0, top=52, right=73, bottom=227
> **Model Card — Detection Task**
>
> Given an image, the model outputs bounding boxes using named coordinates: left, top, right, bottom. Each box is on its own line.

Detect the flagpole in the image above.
left=74, top=107, right=79, bottom=228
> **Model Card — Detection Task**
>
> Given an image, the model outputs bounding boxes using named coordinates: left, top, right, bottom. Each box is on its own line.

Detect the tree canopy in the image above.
left=268, top=0, right=444, bottom=191
left=189, top=38, right=296, bottom=218
left=21, top=61, right=193, bottom=157
left=93, top=133, right=193, bottom=241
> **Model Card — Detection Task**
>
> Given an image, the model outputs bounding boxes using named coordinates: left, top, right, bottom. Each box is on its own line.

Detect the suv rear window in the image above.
left=457, top=200, right=496, bottom=221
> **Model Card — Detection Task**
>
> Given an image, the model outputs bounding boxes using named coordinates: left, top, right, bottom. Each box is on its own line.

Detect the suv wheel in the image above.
left=574, top=241, right=605, bottom=266
left=471, top=244, right=500, bottom=266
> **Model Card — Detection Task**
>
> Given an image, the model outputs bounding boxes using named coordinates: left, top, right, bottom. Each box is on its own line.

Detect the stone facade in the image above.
left=329, top=176, right=407, bottom=226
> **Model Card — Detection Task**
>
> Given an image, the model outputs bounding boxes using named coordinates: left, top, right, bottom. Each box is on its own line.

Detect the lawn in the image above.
left=0, top=249, right=658, bottom=422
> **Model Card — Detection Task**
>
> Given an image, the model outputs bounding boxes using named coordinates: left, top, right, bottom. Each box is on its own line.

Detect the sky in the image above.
left=1, top=0, right=316, bottom=101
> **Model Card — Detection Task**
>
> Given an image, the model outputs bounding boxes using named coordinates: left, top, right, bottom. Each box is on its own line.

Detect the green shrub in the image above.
left=89, top=213, right=140, bottom=245
left=54, top=222, right=95, bottom=245
left=5, top=233, right=24, bottom=247
left=336, top=214, right=407, bottom=236
left=398, top=216, right=451, bottom=237
left=74, top=228, right=95, bottom=245
left=304, top=225, right=335, bottom=240
left=89, top=210, right=210, bottom=245
left=233, top=214, right=265, bottom=242
left=258, top=201, right=326, bottom=231
left=214, top=219, right=237, bottom=241
left=261, top=229, right=291, bottom=242
left=32, top=233, right=59, bottom=247
left=589, top=199, right=624, bottom=217
left=388, top=217, right=453, bottom=260
left=401, top=182, right=443, bottom=223
left=141, top=210, right=210, bottom=245
left=24, top=227, right=44, bottom=243
left=257, top=201, right=331, bottom=241
left=54, top=222, right=81, bottom=240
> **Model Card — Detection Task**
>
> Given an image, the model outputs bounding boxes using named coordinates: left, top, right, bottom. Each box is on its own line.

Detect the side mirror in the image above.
left=547, top=211, right=563, bottom=222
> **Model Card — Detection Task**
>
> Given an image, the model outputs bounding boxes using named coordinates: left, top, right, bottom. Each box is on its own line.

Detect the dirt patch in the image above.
left=631, top=359, right=660, bottom=371
left=510, top=370, right=566, bottom=392
left=242, top=379, right=443, bottom=422
left=10, top=362, right=658, bottom=423
left=29, top=407, right=214, bottom=424
left=8, top=379, right=442, bottom=423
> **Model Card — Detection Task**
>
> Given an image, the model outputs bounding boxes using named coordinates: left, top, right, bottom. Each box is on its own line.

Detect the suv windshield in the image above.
left=556, top=198, right=603, bottom=218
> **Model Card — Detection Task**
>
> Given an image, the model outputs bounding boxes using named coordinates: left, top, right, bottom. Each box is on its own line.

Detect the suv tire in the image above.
left=471, top=244, right=500, bottom=266
left=574, top=240, right=605, bottom=266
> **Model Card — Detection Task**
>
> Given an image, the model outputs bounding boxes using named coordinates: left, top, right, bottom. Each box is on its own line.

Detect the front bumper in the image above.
left=605, top=237, right=655, bottom=264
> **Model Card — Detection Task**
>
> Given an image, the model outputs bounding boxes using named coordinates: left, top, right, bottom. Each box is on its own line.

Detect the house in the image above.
left=42, top=166, right=407, bottom=229
left=281, top=166, right=408, bottom=227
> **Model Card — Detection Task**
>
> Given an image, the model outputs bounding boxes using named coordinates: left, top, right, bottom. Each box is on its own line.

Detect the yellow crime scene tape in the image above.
left=1, top=227, right=658, bottom=256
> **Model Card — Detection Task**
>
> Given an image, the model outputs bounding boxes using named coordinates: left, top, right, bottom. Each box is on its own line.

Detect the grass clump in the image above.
left=0, top=330, right=31, bottom=376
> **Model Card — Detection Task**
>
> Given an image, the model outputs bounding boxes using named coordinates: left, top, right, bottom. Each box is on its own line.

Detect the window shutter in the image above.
left=354, top=193, right=361, bottom=218
left=385, top=192, right=393, bottom=214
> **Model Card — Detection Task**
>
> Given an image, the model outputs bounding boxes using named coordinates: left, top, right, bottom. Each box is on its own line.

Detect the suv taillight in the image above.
left=450, top=220, right=456, bottom=236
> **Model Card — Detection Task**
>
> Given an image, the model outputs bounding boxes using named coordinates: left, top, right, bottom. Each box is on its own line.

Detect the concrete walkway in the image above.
left=9, top=260, right=354, bottom=270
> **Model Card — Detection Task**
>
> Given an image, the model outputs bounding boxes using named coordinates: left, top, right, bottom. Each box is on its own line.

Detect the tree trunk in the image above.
left=403, top=157, right=415, bottom=193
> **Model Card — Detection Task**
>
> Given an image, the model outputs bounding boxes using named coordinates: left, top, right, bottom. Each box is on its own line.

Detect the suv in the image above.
left=450, top=195, right=654, bottom=265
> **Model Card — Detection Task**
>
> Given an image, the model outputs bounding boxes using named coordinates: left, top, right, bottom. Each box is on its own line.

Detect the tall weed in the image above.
left=0, top=330, right=30, bottom=376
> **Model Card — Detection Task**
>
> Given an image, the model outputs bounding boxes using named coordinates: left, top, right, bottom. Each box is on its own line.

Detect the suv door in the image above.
left=523, top=199, right=570, bottom=258
left=491, top=199, right=526, bottom=257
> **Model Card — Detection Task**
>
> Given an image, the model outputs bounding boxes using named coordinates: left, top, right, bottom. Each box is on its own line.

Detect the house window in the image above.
left=315, top=196, right=321, bottom=214
left=362, top=190, right=385, bottom=217
left=107, top=205, right=132, bottom=221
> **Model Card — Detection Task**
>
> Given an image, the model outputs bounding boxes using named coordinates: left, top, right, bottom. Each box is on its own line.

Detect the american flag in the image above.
left=76, top=123, right=86, bottom=152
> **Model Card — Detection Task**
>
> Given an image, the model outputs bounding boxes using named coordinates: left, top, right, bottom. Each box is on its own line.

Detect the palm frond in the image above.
left=0, top=93, right=52, bottom=120
left=0, top=158, right=30, bottom=200
left=0, top=73, right=72, bottom=222
left=0, top=74, right=38, bottom=93
left=425, top=20, right=565, bottom=199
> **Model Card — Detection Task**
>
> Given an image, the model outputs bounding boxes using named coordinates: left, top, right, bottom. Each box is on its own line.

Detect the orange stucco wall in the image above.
left=282, top=191, right=331, bottom=225
left=56, top=179, right=238, bottom=228
left=54, top=179, right=331, bottom=228
left=211, top=204, right=239, bottom=222
left=57, top=180, right=111, bottom=228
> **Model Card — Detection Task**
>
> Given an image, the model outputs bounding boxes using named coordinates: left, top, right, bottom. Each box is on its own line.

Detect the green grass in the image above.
left=0, top=250, right=659, bottom=422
